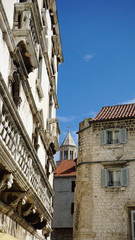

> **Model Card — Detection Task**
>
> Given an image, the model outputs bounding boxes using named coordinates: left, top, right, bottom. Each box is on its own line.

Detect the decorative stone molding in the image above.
left=1, top=191, right=27, bottom=208
left=0, top=174, right=14, bottom=191
left=0, top=1, right=15, bottom=52
left=13, top=2, right=42, bottom=73
left=8, top=75, right=14, bottom=87
left=36, top=79, right=44, bottom=100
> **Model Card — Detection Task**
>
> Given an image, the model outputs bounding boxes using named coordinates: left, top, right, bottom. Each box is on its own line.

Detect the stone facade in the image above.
left=0, top=0, right=63, bottom=239
left=74, top=112, right=135, bottom=240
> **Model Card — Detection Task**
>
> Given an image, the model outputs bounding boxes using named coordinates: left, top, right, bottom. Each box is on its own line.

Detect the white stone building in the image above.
left=0, top=0, right=63, bottom=239
left=74, top=103, right=135, bottom=240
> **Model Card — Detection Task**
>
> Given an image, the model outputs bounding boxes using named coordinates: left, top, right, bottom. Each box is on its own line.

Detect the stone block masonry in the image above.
left=74, top=117, right=135, bottom=240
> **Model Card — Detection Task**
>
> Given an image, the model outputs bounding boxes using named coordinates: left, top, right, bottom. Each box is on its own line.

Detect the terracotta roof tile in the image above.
left=54, top=159, right=76, bottom=176
left=94, top=103, right=135, bottom=121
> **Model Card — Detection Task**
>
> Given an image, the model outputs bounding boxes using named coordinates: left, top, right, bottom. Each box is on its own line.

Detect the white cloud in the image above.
left=83, top=53, right=95, bottom=62
left=57, top=115, right=76, bottom=123
left=82, top=111, right=97, bottom=118
left=120, top=98, right=135, bottom=104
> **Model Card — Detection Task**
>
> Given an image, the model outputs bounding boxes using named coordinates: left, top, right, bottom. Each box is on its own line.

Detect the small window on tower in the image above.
left=64, top=150, right=68, bottom=159
left=70, top=151, right=73, bottom=159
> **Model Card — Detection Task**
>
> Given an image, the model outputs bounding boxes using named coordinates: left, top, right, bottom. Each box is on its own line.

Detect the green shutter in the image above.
left=101, top=169, right=108, bottom=187
left=120, top=128, right=127, bottom=143
left=100, top=130, right=106, bottom=145
left=121, top=168, right=129, bottom=186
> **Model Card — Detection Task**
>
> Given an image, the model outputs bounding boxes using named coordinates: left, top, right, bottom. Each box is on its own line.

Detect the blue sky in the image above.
left=55, top=0, right=135, bottom=159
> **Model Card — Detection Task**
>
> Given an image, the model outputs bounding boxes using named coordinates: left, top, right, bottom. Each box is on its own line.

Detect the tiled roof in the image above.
left=54, top=159, right=76, bottom=176
left=61, top=131, right=76, bottom=147
left=94, top=103, right=135, bottom=121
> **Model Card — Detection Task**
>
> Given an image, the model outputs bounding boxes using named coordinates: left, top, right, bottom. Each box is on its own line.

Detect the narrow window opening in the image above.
left=12, top=72, right=20, bottom=107
left=71, top=203, right=74, bottom=214
left=71, top=181, right=76, bottom=192
left=70, top=151, right=73, bottom=159
left=64, top=150, right=68, bottom=160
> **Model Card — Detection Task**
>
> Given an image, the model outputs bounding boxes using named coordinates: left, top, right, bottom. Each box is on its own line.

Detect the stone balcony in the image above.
left=0, top=77, right=53, bottom=234
left=46, top=118, right=60, bottom=153
left=13, top=2, right=41, bottom=73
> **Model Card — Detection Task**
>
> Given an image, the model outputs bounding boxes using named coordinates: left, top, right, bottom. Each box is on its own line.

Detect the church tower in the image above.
left=60, top=130, right=77, bottom=161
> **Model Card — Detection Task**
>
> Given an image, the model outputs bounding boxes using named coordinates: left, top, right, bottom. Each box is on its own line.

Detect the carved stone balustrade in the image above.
left=13, top=3, right=41, bottom=73
left=0, top=110, right=52, bottom=212
left=0, top=93, right=54, bottom=231
left=46, top=118, right=60, bottom=153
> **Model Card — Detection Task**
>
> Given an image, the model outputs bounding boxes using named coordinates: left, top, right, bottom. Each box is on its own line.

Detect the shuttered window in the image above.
left=100, top=128, right=127, bottom=145
left=101, top=167, right=129, bottom=187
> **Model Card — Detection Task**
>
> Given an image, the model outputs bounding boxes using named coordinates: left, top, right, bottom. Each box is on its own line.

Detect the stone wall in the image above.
left=74, top=118, right=135, bottom=240
left=52, top=228, right=73, bottom=240
left=0, top=213, right=40, bottom=240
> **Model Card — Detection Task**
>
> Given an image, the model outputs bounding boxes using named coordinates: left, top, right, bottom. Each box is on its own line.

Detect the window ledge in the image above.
left=105, top=186, right=126, bottom=191
left=102, top=144, right=123, bottom=149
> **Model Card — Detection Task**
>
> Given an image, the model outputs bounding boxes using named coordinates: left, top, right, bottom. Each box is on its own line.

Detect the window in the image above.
left=64, top=150, right=68, bottom=159
left=49, top=94, right=53, bottom=119
left=38, top=50, right=43, bottom=82
left=12, top=72, right=21, bottom=107
left=45, top=159, right=50, bottom=178
left=100, top=128, right=127, bottom=145
left=71, top=203, right=74, bottom=214
left=70, top=151, right=73, bottom=159
left=101, top=167, right=129, bottom=187
left=131, top=210, right=135, bottom=240
left=71, top=181, right=76, bottom=192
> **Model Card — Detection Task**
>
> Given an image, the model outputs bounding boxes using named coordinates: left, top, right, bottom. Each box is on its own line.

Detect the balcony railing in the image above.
left=0, top=111, right=51, bottom=212
left=0, top=85, right=54, bottom=226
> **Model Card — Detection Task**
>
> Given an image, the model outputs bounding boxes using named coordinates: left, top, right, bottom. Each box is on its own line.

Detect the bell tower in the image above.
left=60, top=130, right=77, bottom=161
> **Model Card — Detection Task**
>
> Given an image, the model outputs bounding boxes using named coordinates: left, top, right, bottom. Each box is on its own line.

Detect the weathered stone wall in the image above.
left=0, top=213, right=39, bottom=240
left=74, top=118, right=135, bottom=240
left=52, top=228, right=73, bottom=240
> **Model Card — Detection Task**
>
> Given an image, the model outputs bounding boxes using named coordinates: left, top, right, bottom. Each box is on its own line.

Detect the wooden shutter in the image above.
left=121, top=167, right=129, bottom=186
left=120, top=128, right=127, bottom=143
left=100, top=130, right=106, bottom=145
left=101, top=169, right=108, bottom=187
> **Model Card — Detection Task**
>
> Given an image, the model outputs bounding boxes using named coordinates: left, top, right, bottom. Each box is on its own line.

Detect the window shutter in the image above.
left=101, top=169, right=108, bottom=187
left=100, top=130, right=106, bottom=145
left=120, top=128, right=127, bottom=143
left=121, top=167, right=129, bottom=186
